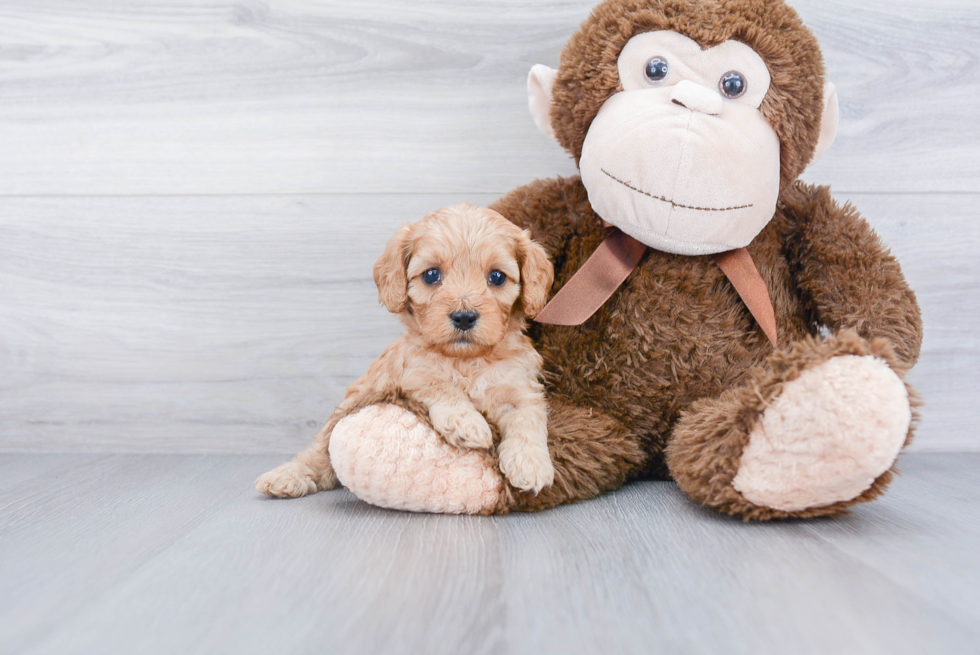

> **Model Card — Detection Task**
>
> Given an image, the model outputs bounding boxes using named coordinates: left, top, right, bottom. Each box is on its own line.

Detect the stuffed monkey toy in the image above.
left=265, top=0, right=923, bottom=520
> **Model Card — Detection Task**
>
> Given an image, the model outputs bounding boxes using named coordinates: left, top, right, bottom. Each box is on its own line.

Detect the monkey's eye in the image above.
left=422, top=268, right=441, bottom=285
left=644, top=57, right=669, bottom=84
left=488, top=270, right=507, bottom=287
left=719, top=71, right=747, bottom=99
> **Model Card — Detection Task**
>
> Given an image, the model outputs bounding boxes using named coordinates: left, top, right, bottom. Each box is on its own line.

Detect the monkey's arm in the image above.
left=783, top=182, right=922, bottom=366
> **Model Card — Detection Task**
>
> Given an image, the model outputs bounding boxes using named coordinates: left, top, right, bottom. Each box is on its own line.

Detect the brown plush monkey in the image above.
left=269, top=0, right=923, bottom=520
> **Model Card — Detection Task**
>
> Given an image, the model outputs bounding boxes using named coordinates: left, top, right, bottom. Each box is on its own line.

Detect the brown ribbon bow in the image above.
left=534, top=228, right=777, bottom=347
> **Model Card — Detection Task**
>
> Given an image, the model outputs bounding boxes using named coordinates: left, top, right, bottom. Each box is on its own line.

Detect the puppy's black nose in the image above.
left=450, top=310, right=479, bottom=332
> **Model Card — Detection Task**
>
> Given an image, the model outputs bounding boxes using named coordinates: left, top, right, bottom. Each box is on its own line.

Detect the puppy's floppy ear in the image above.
left=516, top=230, right=554, bottom=318
left=373, top=223, right=413, bottom=313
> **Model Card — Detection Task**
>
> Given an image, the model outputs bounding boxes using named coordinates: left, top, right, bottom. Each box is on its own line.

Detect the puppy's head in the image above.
left=373, top=204, right=553, bottom=357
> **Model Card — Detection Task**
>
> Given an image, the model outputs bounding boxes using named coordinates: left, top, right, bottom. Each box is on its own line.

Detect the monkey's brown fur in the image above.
left=483, top=0, right=922, bottom=518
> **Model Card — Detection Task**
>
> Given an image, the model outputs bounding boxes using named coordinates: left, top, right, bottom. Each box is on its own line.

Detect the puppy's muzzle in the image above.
left=450, top=310, right=479, bottom=332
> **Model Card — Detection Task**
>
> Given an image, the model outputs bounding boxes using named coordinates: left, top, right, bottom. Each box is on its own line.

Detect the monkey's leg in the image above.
left=327, top=402, right=647, bottom=514
left=665, top=330, right=917, bottom=520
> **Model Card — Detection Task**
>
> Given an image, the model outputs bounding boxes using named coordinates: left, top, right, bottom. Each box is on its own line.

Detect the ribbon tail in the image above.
left=712, top=247, right=778, bottom=347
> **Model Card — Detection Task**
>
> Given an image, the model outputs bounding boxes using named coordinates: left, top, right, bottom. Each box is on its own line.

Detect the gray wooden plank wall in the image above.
left=1, top=1, right=978, bottom=453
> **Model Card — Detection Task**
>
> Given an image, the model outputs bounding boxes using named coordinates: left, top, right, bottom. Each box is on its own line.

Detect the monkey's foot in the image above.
left=731, top=354, right=911, bottom=512
left=329, top=404, right=503, bottom=514
left=668, top=331, right=916, bottom=520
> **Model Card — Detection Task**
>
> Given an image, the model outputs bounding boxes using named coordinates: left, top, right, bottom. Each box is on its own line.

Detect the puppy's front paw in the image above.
left=498, top=439, right=555, bottom=494
left=430, top=406, right=493, bottom=449
left=255, top=462, right=318, bottom=498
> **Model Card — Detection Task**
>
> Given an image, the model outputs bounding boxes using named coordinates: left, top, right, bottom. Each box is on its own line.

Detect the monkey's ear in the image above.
left=811, top=82, right=839, bottom=164
left=527, top=64, right=559, bottom=142
left=516, top=230, right=555, bottom=318
left=373, top=224, right=413, bottom=314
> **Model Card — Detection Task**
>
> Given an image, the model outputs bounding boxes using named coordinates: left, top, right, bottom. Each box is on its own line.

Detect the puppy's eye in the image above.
left=719, top=71, right=747, bottom=99
left=422, top=268, right=441, bottom=285
left=488, top=270, right=507, bottom=287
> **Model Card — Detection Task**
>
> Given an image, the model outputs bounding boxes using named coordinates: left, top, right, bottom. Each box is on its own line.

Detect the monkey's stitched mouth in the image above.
left=600, top=168, right=753, bottom=212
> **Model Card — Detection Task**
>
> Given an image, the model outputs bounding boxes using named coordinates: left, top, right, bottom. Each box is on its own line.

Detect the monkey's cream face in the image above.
left=577, top=31, right=781, bottom=255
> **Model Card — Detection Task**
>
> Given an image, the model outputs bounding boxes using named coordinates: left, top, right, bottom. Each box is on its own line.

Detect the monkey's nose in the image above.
left=450, top=310, right=479, bottom=332
left=670, top=80, right=723, bottom=116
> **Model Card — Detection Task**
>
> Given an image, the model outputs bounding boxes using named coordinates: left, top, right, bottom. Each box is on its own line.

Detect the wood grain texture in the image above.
left=1, top=192, right=975, bottom=453
left=0, top=0, right=976, bottom=195
left=0, top=193, right=455, bottom=453
left=0, top=0, right=976, bottom=453
left=0, top=453, right=977, bottom=655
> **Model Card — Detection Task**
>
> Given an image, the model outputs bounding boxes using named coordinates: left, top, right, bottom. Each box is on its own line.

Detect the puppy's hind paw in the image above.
left=498, top=440, right=555, bottom=494
left=255, top=462, right=318, bottom=498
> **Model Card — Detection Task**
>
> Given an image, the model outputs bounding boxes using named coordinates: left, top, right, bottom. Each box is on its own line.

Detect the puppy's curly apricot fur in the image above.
left=256, top=204, right=556, bottom=498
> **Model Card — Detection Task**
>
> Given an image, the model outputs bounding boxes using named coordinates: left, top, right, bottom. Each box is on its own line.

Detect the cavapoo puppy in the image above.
left=255, top=203, right=556, bottom=499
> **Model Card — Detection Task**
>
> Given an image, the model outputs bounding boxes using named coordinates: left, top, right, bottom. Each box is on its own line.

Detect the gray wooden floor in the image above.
left=1, top=452, right=977, bottom=655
